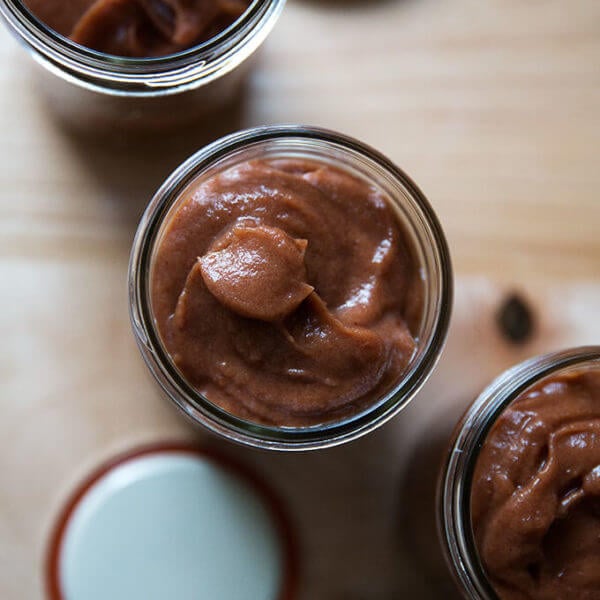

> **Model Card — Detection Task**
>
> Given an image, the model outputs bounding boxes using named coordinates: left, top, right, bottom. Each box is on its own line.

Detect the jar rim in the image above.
left=0, top=0, right=285, bottom=95
left=128, top=124, right=453, bottom=450
left=437, top=345, right=600, bottom=599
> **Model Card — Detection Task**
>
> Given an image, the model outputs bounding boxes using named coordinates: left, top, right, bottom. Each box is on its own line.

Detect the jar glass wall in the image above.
left=438, top=346, right=600, bottom=599
left=0, top=0, right=285, bottom=131
left=129, top=125, right=453, bottom=450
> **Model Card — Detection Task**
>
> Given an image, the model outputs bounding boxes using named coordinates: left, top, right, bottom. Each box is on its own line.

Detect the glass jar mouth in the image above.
left=438, top=346, right=600, bottom=599
left=0, top=0, right=284, bottom=95
left=129, top=125, right=453, bottom=450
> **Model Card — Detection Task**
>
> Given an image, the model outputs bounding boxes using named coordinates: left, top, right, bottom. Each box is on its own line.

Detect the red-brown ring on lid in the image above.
left=44, top=441, right=300, bottom=600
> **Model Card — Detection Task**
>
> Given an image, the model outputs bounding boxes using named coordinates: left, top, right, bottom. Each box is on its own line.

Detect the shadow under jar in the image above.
left=129, top=125, right=453, bottom=450
left=0, top=0, right=285, bottom=133
left=438, top=346, right=600, bottom=600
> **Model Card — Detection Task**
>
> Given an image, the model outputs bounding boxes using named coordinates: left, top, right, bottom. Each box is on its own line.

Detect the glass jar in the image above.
left=0, top=0, right=285, bottom=133
left=128, top=125, right=453, bottom=450
left=438, top=345, right=600, bottom=599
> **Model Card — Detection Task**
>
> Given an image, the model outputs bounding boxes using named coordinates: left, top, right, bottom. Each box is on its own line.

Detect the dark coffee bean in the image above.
left=497, top=293, right=535, bottom=344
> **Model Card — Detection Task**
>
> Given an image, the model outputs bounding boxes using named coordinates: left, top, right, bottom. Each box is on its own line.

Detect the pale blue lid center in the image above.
left=60, top=453, right=283, bottom=600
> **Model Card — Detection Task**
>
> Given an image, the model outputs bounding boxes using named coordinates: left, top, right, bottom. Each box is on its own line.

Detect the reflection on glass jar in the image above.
left=129, top=125, right=453, bottom=450
left=0, top=0, right=285, bottom=133
left=438, top=346, right=600, bottom=599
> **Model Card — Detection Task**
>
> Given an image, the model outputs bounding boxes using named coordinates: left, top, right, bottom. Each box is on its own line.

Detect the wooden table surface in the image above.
left=1, top=0, right=599, bottom=598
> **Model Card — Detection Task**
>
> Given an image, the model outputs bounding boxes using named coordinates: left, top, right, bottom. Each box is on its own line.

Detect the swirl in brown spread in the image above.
left=151, top=159, right=422, bottom=426
left=471, top=368, right=600, bottom=600
left=24, top=0, right=250, bottom=57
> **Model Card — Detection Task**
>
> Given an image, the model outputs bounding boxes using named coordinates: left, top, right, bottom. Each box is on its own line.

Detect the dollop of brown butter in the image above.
left=152, top=159, right=421, bottom=426
left=199, top=224, right=314, bottom=322
left=471, top=369, right=600, bottom=600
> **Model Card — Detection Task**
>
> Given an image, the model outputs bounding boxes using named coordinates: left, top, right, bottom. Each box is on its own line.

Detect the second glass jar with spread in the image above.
left=0, top=0, right=285, bottom=132
left=129, top=125, right=453, bottom=450
left=438, top=346, right=600, bottom=599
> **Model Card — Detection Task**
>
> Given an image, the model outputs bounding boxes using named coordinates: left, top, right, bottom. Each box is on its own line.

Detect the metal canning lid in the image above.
left=45, top=443, right=298, bottom=600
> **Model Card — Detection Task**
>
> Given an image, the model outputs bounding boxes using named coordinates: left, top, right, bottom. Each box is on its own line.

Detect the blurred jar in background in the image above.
left=0, top=0, right=285, bottom=134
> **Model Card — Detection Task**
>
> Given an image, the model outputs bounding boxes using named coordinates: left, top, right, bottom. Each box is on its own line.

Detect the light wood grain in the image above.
left=249, top=0, right=600, bottom=282
left=0, top=0, right=599, bottom=598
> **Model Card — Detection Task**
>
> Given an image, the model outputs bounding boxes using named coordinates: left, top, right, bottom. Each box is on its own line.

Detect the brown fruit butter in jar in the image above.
left=0, top=0, right=285, bottom=132
left=23, top=0, right=252, bottom=58
left=129, top=126, right=453, bottom=450
left=438, top=346, right=600, bottom=600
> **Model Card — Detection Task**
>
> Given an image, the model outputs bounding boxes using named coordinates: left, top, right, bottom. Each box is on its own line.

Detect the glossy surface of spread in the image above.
left=151, top=159, right=421, bottom=426
left=24, top=0, right=250, bottom=57
left=471, top=369, right=600, bottom=600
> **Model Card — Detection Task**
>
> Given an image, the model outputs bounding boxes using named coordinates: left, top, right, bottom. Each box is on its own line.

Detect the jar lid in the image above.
left=45, top=443, right=297, bottom=600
